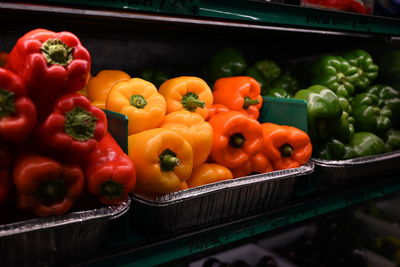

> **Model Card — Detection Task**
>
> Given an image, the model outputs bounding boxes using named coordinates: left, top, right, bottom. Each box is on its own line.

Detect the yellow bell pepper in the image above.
left=106, top=78, right=166, bottom=135
left=87, top=70, right=130, bottom=109
left=160, top=111, right=213, bottom=167
left=186, top=163, right=233, bottom=188
left=128, top=128, right=193, bottom=195
left=159, top=76, right=213, bottom=119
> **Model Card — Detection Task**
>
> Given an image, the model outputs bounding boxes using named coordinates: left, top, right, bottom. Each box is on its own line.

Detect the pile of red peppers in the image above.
left=0, top=29, right=136, bottom=217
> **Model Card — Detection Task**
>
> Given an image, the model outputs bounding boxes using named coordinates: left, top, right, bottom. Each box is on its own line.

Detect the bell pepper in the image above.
left=85, top=133, right=136, bottom=205
left=206, top=47, right=247, bottom=83
left=383, top=128, right=400, bottom=152
left=159, top=76, right=213, bottom=120
left=106, top=78, right=166, bottom=135
left=311, top=55, right=360, bottom=97
left=35, top=93, right=107, bottom=163
left=294, top=85, right=343, bottom=141
left=230, top=153, right=274, bottom=178
left=0, top=68, right=37, bottom=142
left=342, top=49, right=379, bottom=90
left=0, top=52, right=8, bottom=67
left=87, top=70, right=130, bottom=109
left=208, top=111, right=263, bottom=168
left=305, top=0, right=368, bottom=14
left=213, top=76, right=263, bottom=120
left=351, top=92, right=392, bottom=134
left=313, top=138, right=355, bottom=160
left=128, top=128, right=193, bottom=195
left=138, top=68, right=169, bottom=89
left=13, top=153, right=84, bottom=216
left=260, top=123, right=312, bottom=170
left=349, top=132, right=385, bottom=158
left=0, top=143, right=13, bottom=205
left=366, top=85, right=400, bottom=127
left=186, top=163, right=233, bottom=188
left=180, top=181, right=188, bottom=190
left=206, top=103, right=229, bottom=121
left=5, top=29, right=91, bottom=120
left=327, top=96, right=355, bottom=142
left=265, top=87, right=292, bottom=98
left=160, top=110, right=213, bottom=167
left=270, top=74, right=300, bottom=95
left=77, top=73, right=91, bottom=98
left=245, top=60, right=281, bottom=94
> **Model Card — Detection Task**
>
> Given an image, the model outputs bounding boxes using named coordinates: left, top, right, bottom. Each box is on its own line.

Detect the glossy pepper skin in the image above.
left=230, top=153, right=274, bottom=178
left=270, top=74, right=300, bottom=95
left=5, top=29, right=91, bottom=119
left=87, top=70, right=130, bottom=109
left=159, top=76, right=213, bottom=120
left=208, top=111, right=263, bottom=168
left=106, top=78, right=166, bottom=135
left=260, top=123, right=312, bottom=170
left=0, top=68, right=37, bottom=142
left=206, top=104, right=229, bottom=121
left=265, top=87, right=292, bottom=98
left=327, top=96, right=355, bottom=142
left=35, top=93, right=107, bottom=164
left=311, top=55, right=360, bottom=97
left=186, top=163, right=233, bottom=188
left=294, top=85, right=343, bottom=141
left=313, top=138, right=355, bottom=160
left=128, top=128, right=193, bottom=195
left=85, top=133, right=136, bottom=205
left=206, top=47, right=247, bottom=84
left=0, top=143, right=14, bottom=205
left=349, top=132, right=385, bottom=158
left=213, top=76, right=263, bottom=120
left=160, top=111, right=213, bottom=167
left=383, top=128, right=400, bottom=152
left=13, top=153, right=84, bottom=216
left=366, top=85, right=400, bottom=126
left=351, top=92, right=392, bottom=134
left=342, top=49, right=379, bottom=91
left=245, top=60, right=281, bottom=94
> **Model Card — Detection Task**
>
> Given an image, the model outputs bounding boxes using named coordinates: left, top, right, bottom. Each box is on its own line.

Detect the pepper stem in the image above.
left=41, top=38, right=73, bottom=66
left=129, top=95, right=147, bottom=109
left=230, top=133, right=245, bottom=148
left=243, top=96, right=259, bottom=109
left=65, top=106, right=98, bottom=142
left=280, top=144, right=293, bottom=157
left=37, top=179, right=66, bottom=205
left=159, top=149, right=180, bottom=172
left=181, top=92, right=205, bottom=112
left=0, top=89, right=16, bottom=117
left=100, top=180, right=124, bottom=199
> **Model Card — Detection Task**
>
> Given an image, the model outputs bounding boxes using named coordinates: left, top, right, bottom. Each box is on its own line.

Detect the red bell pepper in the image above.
left=35, top=93, right=107, bottom=164
left=0, top=143, right=13, bottom=205
left=5, top=29, right=91, bottom=119
left=0, top=68, right=37, bottom=142
left=85, top=133, right=136, bottom=205
left=13, top=153, right=84, bottom=216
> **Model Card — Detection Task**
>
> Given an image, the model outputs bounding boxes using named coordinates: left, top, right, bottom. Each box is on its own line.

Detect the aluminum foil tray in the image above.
left=131, top=162, right=314, bottom=234
left=311, top=151, right=400, bottom=190
left=0, top=197, right=130, bottom=267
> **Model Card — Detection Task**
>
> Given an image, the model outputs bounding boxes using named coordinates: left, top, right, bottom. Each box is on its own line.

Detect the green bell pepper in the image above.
left=311, top=55, right=360, bottom=98
left=294, top=85, right=343, bottom=141
left=138, top=68, right=169, bottom=89
left=383, top=128, right=400, bottom=152
left=270, top=74, right=300, bottom=95
left=342, top=49, right=379, bottom=91
left=245, top=60, right=281, bottom=94
left=366, top=85, right=400, bottom=127
left=352, top=92, right=393, bottom=134
left=349, top=132, right=385, bottom=158
left=206, top=47, right=247, bottom=84
left=328, top=96, right=355, bottom=142
left=265, top=87, right=292, bottom=98
left=314, top=138, right=346, bottom=160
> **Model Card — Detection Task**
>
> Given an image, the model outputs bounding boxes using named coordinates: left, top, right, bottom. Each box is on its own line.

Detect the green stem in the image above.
left=37, top=179, right=66, bottom=205
left=0, top=89, right=16, bottom=117
left=100, top=180, right=124, bottom=199
left=230, top=133, right=245, bottom=148
left=181, top=92, right=205, bottom=112
left=280, top=144, right=293, bottom=157
left=243, top=96, right=259, bottom=109
left=41, top=38, right=73, bottom=66
left=130, top=95, right=147, bottom=109
left=65, top=106, right=98, bottom=141
left=159, top=149, right=180, bottom=172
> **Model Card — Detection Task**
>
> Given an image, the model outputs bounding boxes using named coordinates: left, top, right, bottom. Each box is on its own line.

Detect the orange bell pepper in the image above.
left=159, top=76, right=213, bottom=119
left=160, top=110, right=212, bottom=167
left=206, top=103, right=229, bottom=121
left=180, top=181, right=188, bottom=190
left=186, top=163, right=233, bottom=188
left=213, top=76, right=263, bottom=120
left=261, top=123, right=312, bottom=170
left=128, top=128, right=193, bottom=195
left=208, top=111, right=263, bottom=168
left=106, top=78, right=166, bottom=135
left=230, top=153, right=274, bottom=178
left=87, top=70, right=130, bottom=109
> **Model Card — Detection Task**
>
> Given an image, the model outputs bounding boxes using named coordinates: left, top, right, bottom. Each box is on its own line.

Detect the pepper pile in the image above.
left=0, top=29, right=136, bottom=217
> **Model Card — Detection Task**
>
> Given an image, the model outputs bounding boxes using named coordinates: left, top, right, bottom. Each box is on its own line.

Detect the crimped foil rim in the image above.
left=131, top=161, right=314, bottom=205
left=0, top=197, right=130, bottom=237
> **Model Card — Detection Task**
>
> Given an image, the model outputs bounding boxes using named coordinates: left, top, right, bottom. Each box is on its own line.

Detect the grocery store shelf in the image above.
left=77, top=176, right=400, bottom=267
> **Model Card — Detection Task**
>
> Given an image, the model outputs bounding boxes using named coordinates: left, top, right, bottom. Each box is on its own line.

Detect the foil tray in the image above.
left=131, top=162, right=314, bottom=234
left=0, top=198, right=131, bottom=267
left=311, top=151, right=400, bottom=190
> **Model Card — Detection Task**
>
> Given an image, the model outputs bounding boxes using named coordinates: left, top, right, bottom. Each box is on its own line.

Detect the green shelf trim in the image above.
left=84, top=177, right=400, bottom=267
